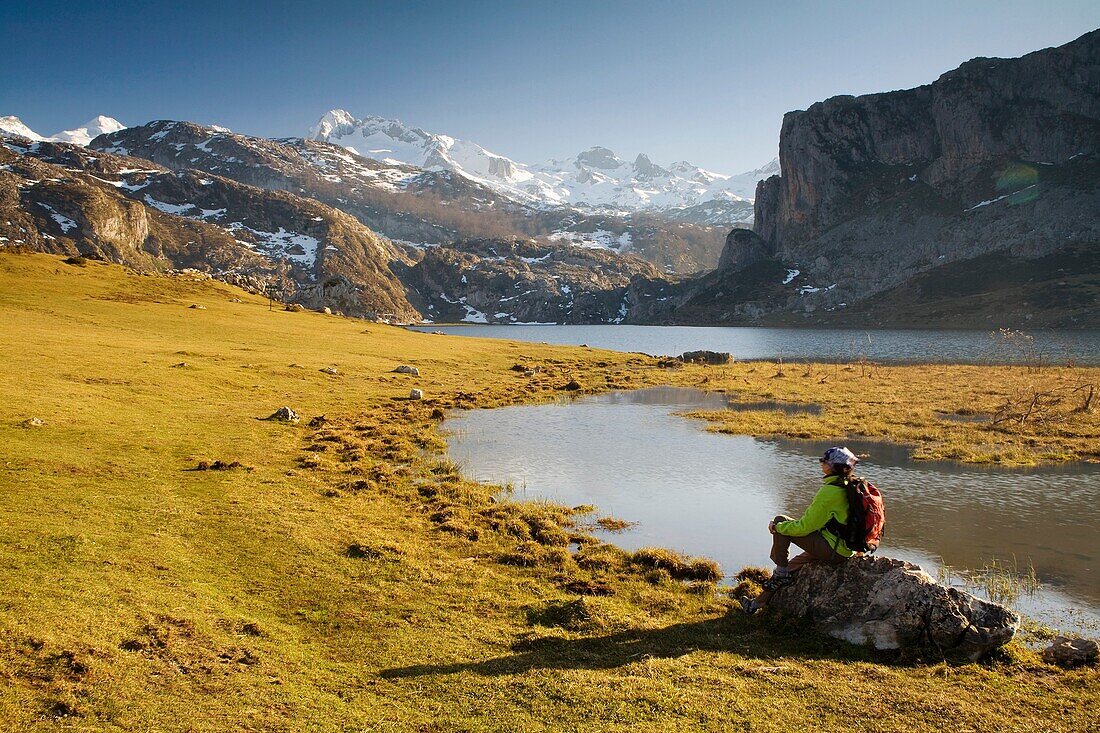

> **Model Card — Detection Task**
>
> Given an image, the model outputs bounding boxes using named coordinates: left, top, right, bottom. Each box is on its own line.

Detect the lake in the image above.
left=444, top=387, right=1100, bottom=636
left=410, top=324, right=1100, bottom=365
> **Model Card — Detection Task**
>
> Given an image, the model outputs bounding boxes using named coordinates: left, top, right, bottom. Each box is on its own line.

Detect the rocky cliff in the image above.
left=693, top=28, right=1100, bottom=327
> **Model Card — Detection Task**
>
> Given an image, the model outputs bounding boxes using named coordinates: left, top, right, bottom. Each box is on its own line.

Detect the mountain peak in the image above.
left=633, top=153, right=668, bottom=178
left=51, top=116, right=126, bottom=146
left=575, top=146, right=623, bottom=170
left=309, top=109, right=358, bottom=140
left=0, top=115, right=45, bottom=141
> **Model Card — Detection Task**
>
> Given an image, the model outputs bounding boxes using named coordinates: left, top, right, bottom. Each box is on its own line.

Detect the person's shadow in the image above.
left=379, top=613, right=883, bottom=679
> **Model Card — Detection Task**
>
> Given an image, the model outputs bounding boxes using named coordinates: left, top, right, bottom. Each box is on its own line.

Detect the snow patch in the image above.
left=37, top=202, right=78, bottom=232
left=143, top=195, right=195, bottom=215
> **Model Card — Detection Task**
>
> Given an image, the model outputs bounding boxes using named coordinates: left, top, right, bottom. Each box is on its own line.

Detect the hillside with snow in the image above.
left=308, top=109, right=771, bottom=224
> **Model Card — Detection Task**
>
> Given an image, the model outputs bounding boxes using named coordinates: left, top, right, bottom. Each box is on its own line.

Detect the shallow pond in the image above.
left=410, top=324, right=1100, bottom=365
left=445, top=387, right=1100, bottom=636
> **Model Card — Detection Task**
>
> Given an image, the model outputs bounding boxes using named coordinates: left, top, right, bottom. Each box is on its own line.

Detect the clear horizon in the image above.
left=3, top=0, right=1099, bottom=172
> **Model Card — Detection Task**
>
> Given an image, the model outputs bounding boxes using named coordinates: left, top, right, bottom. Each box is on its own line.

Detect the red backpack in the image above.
left=828, top=477, right=885, bottom=553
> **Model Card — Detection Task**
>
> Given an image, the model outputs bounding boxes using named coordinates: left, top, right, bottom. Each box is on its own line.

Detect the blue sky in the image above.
left=3, top=0, right=1098, bottom=171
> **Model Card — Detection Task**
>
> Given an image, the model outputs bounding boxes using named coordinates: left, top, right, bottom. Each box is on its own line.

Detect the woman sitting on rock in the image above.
left=741, top=446, right=859, bottom=614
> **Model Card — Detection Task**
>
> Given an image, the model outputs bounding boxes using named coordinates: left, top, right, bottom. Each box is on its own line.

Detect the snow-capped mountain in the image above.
left=0, top=115, right=126, bottom=146
left=308, top=109, right=772, bottom=222
left=0, top=116, right=45, bottom=141
left=51, top=116, right=127, bottom=146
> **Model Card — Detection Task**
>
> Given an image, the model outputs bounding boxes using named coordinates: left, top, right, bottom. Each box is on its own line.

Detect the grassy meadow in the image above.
left=0, top=252, right=1097, bottom=732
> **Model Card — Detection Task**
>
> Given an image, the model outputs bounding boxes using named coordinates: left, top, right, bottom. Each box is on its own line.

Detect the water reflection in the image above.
left=445, top=387, right=1100, bottom=634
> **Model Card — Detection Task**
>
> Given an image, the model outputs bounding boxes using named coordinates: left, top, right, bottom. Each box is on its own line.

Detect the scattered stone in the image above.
left=393, top=365, right=420, bottom=375
left=409, top=389, right=424, bottom=400
left=561, top=379, right=582, bottom=391
left=308, top=415, right=328, bottom=428
left=319, top=366, right=339, bottom=375
left=266, top=407, right=300, bottom=423
left=322, top=307, right=332, bottom=315
left=678, top=350, right=732, bottom=365
left=1042, top=636, right=1099, bottom=668
left=284, top=304, right=305, bottom=312
left=171, top=362, right=188, bottom=368
left=228, top=298, right=242, bottom=303
left=431, top=331, right=446, bottom=335
left=189, top=304, right=207, bottom=310
left=196, top=460, right=245, bottom=471
left=764, top=555, right=1019, bottom=660
left=20, top=417, right=45, bottom=428
left=288, top=363, right=304, bottom=368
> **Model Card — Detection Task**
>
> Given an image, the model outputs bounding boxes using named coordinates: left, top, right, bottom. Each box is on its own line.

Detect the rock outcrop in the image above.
left=765, top=555, right=1019, bottom=660
left=678, top=350, right=732, bottom=365
left=673, top=29, right=1100, bottom=328
left=1042, top=636, right=1099, bottom=668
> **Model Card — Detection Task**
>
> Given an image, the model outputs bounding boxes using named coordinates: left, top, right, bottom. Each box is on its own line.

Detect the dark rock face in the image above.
left=717, top=229, right=771, bottom=272
left=766, top=555, right=1019, bottom=660
left=680, top=29, right=1100, bottom=327
left=768, top=30, right=1100, bottom=249
left=678, top=350, right=732, bottom=365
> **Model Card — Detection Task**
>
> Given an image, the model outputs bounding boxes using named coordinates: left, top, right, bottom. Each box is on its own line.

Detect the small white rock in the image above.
left=409, top=389, right=424, bottom=400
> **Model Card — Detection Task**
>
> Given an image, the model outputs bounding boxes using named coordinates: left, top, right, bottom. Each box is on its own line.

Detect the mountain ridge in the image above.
left=308, top=108, right=768, bottom=220
left=0, top=115, right=127, bottom=146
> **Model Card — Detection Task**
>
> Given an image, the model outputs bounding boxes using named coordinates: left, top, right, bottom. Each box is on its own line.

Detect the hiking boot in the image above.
left=761, top=572, right=796, bottom=592
left=739, top=596, right=762, bottom=615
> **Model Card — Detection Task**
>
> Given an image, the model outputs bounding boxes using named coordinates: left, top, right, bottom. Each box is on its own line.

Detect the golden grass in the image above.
left=682, top=361, right=1099, bottom=466
left=1, top=252, right=1097, bottom=732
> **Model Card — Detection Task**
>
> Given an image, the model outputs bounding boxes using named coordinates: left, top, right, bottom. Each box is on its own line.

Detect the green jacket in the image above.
left=775, top=475, right=853, bottom=557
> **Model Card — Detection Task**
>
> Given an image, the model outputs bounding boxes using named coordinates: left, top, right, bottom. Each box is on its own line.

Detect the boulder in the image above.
left=20, top=417, right=45, bottom=428
left=393, top=365, right=420, bottom=375
left=765, top=555, right=1018, bottom=660
left=284, top=303, right=305, bottom=312
left=188, top=304, right=206, bottom=310
left=319, top=366, right=338, bottom=375
left=1042, top=636, right=1099, bottom=668
left=678, top=350, right=733, bottom=365
left=266, top=406, right=300, bottom=423
left=409, top=389, right=424, bottom=400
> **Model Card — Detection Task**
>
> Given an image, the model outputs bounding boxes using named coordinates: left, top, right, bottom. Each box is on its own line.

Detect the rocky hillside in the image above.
left=397, top=238, right=672, bottom=324
left=676, top=28, right=1100, bottom=327
left=91, top=122, right=727, bottom=273
left=2, top=134, right=676, bottom=325
left=0, top=136, right=421, bottom=320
